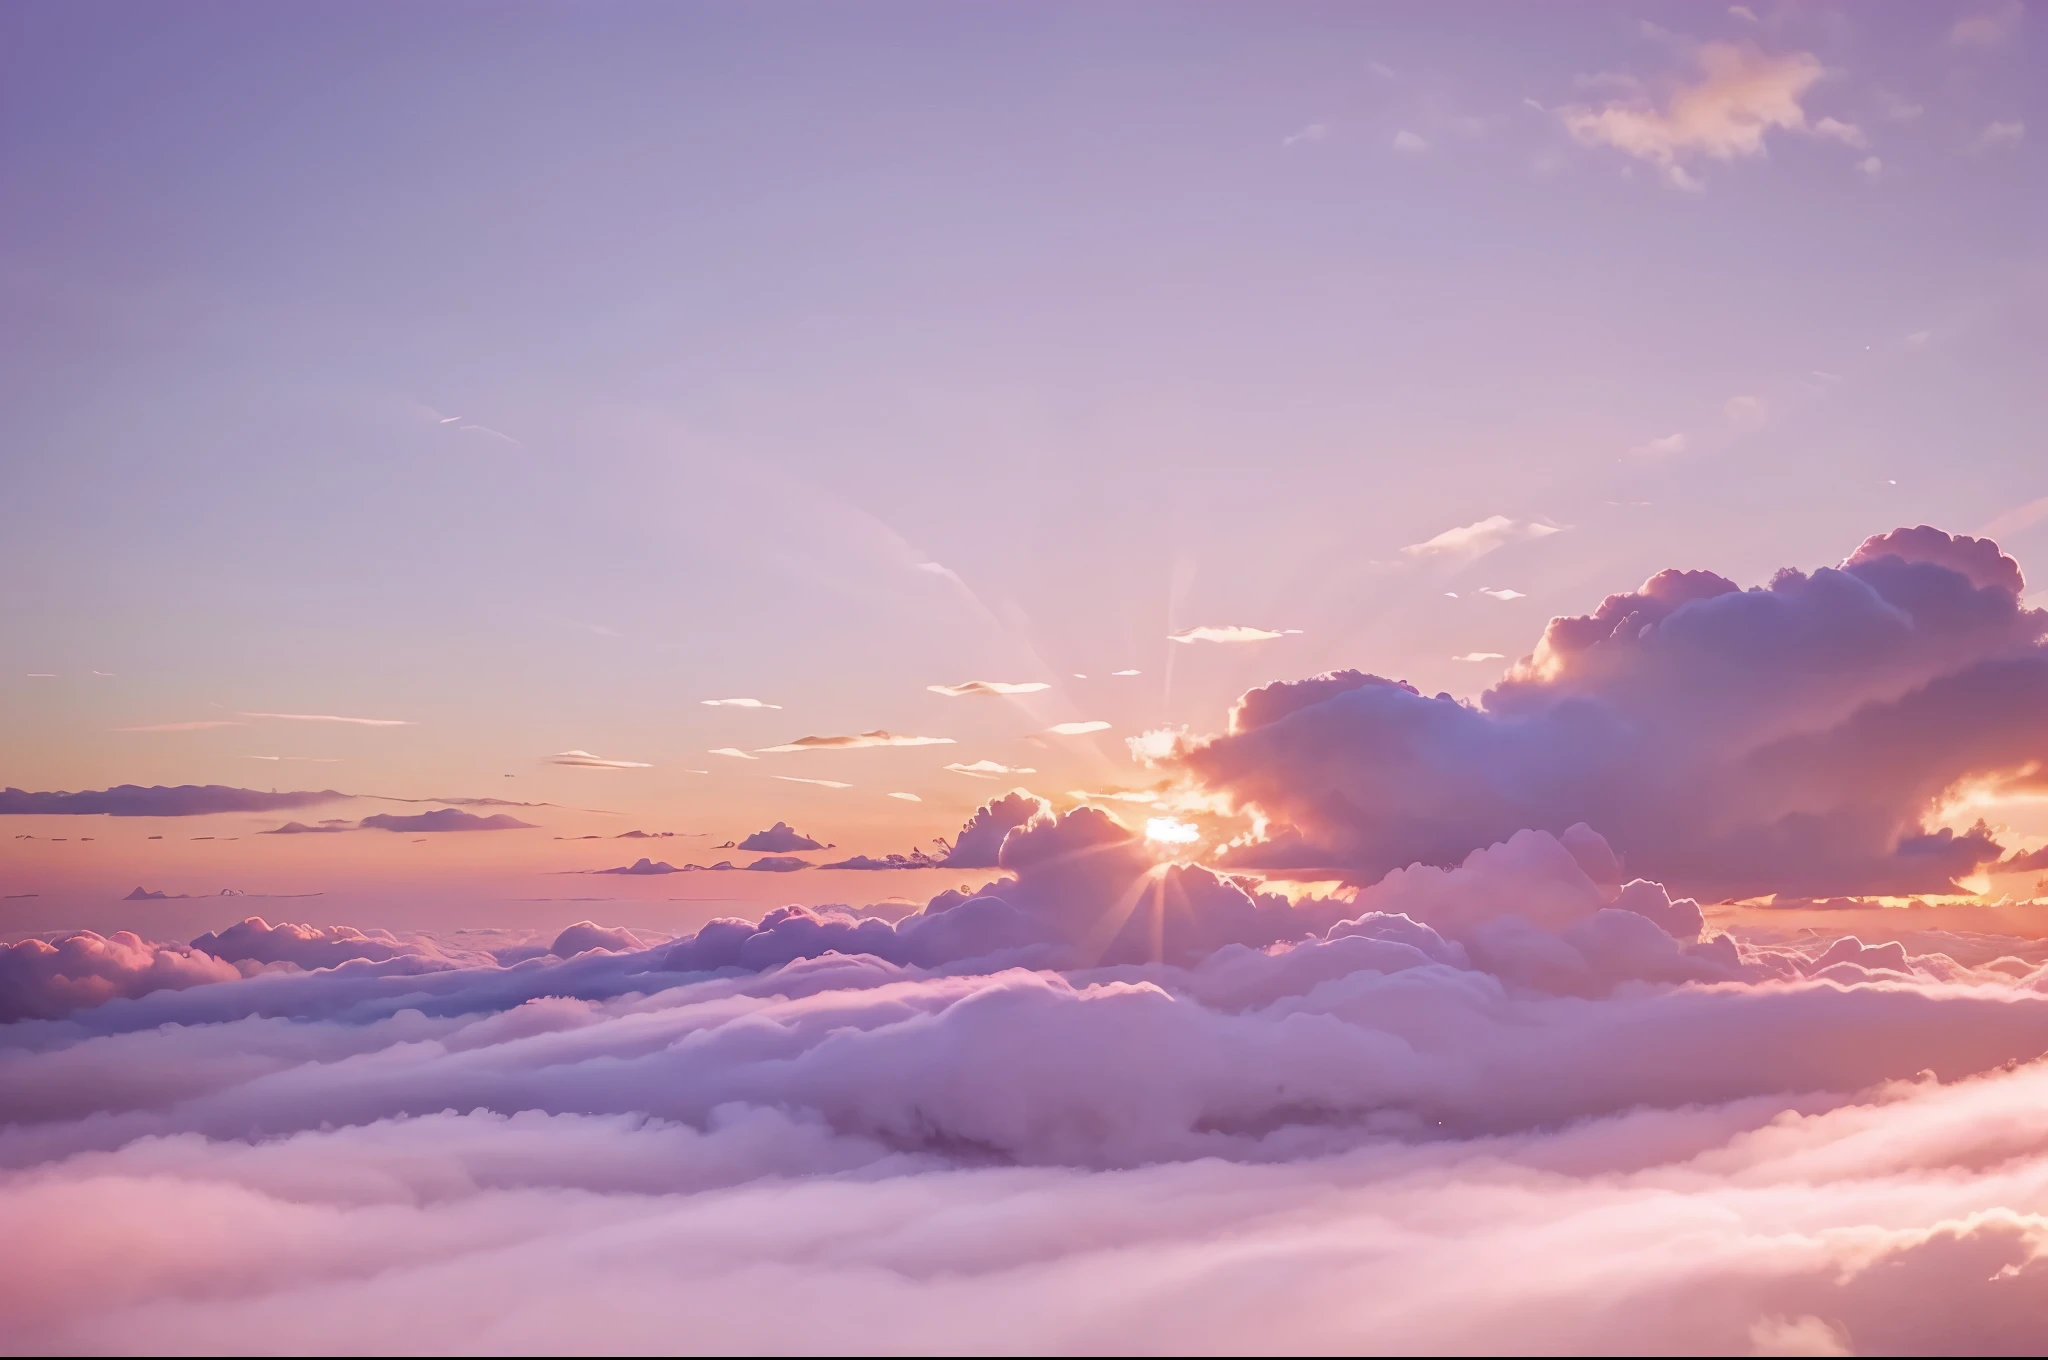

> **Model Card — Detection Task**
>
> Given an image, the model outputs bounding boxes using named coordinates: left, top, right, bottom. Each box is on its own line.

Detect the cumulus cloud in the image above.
left=756, top=731, right=955, bottom=753
left=945, top=760, right=1037, bottom=779
left=1560, top=44, right=1830, bottom=189
left=357, top=810, right=537, bottom=833
left=1178, top=526, right=2048, bottom=898
left=1402, top=515, right=1563, bottom=561
left=1167, top=626, right=1299, bottom=645
left=938, top=791, right=1049, bottom=868
left=700, top=698, right=781, bottom=709
left=0, top=786, right=345, bottom=818
left=926, top=681, right=1051, bottom=697
left=736, top=822, right=825, bottom=853
left=548, top=750, right=652, bottom=769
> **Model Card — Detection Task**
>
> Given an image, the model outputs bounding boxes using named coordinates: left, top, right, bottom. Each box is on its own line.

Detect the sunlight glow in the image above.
left=1145, top=816, right=1201, bottom=846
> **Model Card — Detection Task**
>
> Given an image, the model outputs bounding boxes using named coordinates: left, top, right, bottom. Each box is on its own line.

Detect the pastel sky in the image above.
left=16, top=8, right=2048, bottom=1355
left=2, top=0, right=2043, bottom=932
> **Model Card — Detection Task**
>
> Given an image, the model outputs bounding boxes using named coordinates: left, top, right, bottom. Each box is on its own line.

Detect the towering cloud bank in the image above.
left=1181, top=527, right=2048, bottom=897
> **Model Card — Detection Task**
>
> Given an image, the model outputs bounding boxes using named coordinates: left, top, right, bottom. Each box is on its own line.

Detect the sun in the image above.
left=1144, top=816, right=1201, bottom=847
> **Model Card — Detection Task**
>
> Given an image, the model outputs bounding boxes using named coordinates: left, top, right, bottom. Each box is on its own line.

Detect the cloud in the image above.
left=737, top=822, right=825, bottom=853
left=1858, top=154, right=1883, bottom=181
left=1478, top=588, right=1526, bottom=601
left=1454, top=652, right=1507, bottom=662
left=1402, top=516, right=1563, bottom=561
left=592, top=859, right=681, bottom=876
left=756, top=731, right=955, bottom=753
left=113, top=721, right=244, bottom=733
left=700, top=698, right=782, bottom=709
left=547, top=751, right=653, bottom=769
left=1951, top=2, right=2023, bottom=47
left=1112, top=669, right=1141, bottom=677
left=1632, top=432, right=1688, bottom=457
left=1177, top=525, right=2048, bottom=898
left=888, top=792, right=922, bottom=802
left=357, top=810, right=537, bottom=833
left=744, top=855, right=809, bottom=873
left=25, top=838, right=2048, bottom=1351
left=1560, top=44, right=1829, bottom=189
left=709, top=748, right=759, bottom=760
left=1725, top=394, right=1768, bottom=428
left=240, top=713, right=417, bottom=726
left=1047, top=721, right=1112, bottom=736
left=1282, top=122, right=1329, bottom=147
left=1392, top=129, right=1427, bottom=153
left=1167, top=626, right=1299, bottom=645
left=945, top=761, right=1037, bottom=779
left=772, top=776, right=853, bottom=789
left=926, top=681, right=1051, bottom=697
left=939, top=791, right=1049, bottom=867
left=0, top=786, right=346, bottom=818
left=258, top=821, right=354, bottom=835
left=1979, top=120, right=2026, bottom=150
left=1813, top=115, right=1867, bottom=148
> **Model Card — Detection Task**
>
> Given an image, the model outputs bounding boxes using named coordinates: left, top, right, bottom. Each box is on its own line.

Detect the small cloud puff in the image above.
left=945, top=760, right=1037, bottom=779
left=737, top=822, right=825, bottom=853
left=1403, top=515, right=1563, bottom=561
left=1168, top=626, right=1300, bottom=645
left=700, top=698, right=781, bottom=709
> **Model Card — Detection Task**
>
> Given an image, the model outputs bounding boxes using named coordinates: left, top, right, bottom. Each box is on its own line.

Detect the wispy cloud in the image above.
left=1478, top=588, right=1526, bottom=601
left=1167, top=626, right=1300, bottom=645
left=1725, top=394, right=1768, bottom=428
left=772, top=775, right=854, bottom=789
left=756, top=731, right=956, bottom=753
left=114, top=721, right=245, bottom=733
left=1392, top=129, right=1428, bottom=154
left=700, top=698, right=782, bottom=709
left=1453, top=652, right=1507, bottom=662
left=709, top=748, right=758, bottom=760
left=946, top=760, right=1037, bottom=779
left=887, top=791, right=922, bottom=802
left=1951, top=2, right=2023, bottom=47
left=1112, top=669, right=1141, bottom=677
left=1048, top=721, right=1112, bottom=736
left=1560, top=44, right=1827, bottom=190
left=1978, top=120, right=2026, bottom=151
left=1631, top=432, right=1689, bottom=458
left=242, top=712, right=417, bottom=727
left=1283, top=122, right=1329, bottom=147
left=1403, top=515, right=1563, bottom=560
left=547, top=750, right=653, bottom=769
left=927, top=681, right=1051, bottom=697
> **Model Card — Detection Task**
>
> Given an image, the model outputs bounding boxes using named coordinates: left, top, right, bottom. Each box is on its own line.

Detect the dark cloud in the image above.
left=0, top=785, right=345, bottom=817
left=744, top=855, right=810, bottom=873
left=356, top=810, right=537, bottom=833
left=593, top=858, right=681, bottom=876
left=736, top=822, right=825, bottom=852
left=1179, top=527, right=2048, bottom=898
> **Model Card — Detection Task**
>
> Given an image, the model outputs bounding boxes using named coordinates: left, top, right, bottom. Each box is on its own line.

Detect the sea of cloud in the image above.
left=9, top=526, right=2048, bottom=1353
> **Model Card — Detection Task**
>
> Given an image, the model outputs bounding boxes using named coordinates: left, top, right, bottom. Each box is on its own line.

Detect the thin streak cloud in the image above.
left=701, top=698, right=782, bottom=709
left=1168, top=626, right=1300, bottom=645
left=927, top=681, right=1051, bottom=697
left=547, top=750, right=653, bottom=769
left=241, top=712, right=417, bottom=727
left=114, top=721, right=245, bottom=733
left=755, top=731, right=956, bottom=753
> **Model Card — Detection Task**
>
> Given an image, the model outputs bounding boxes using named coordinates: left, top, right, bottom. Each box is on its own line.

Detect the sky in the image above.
left=4, top=0, right=2044, bottom=932
left=10, top=4, right=2048, bottom=1354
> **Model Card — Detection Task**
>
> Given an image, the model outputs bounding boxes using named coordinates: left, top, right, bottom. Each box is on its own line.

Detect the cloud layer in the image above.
left=14, top=817, right=2048, bottom=1350
left=0, top=786, right=346, bottom=818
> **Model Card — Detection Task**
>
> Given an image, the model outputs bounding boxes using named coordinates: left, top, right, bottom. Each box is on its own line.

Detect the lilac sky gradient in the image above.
left=2, top=1, right=2043, bottom=920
